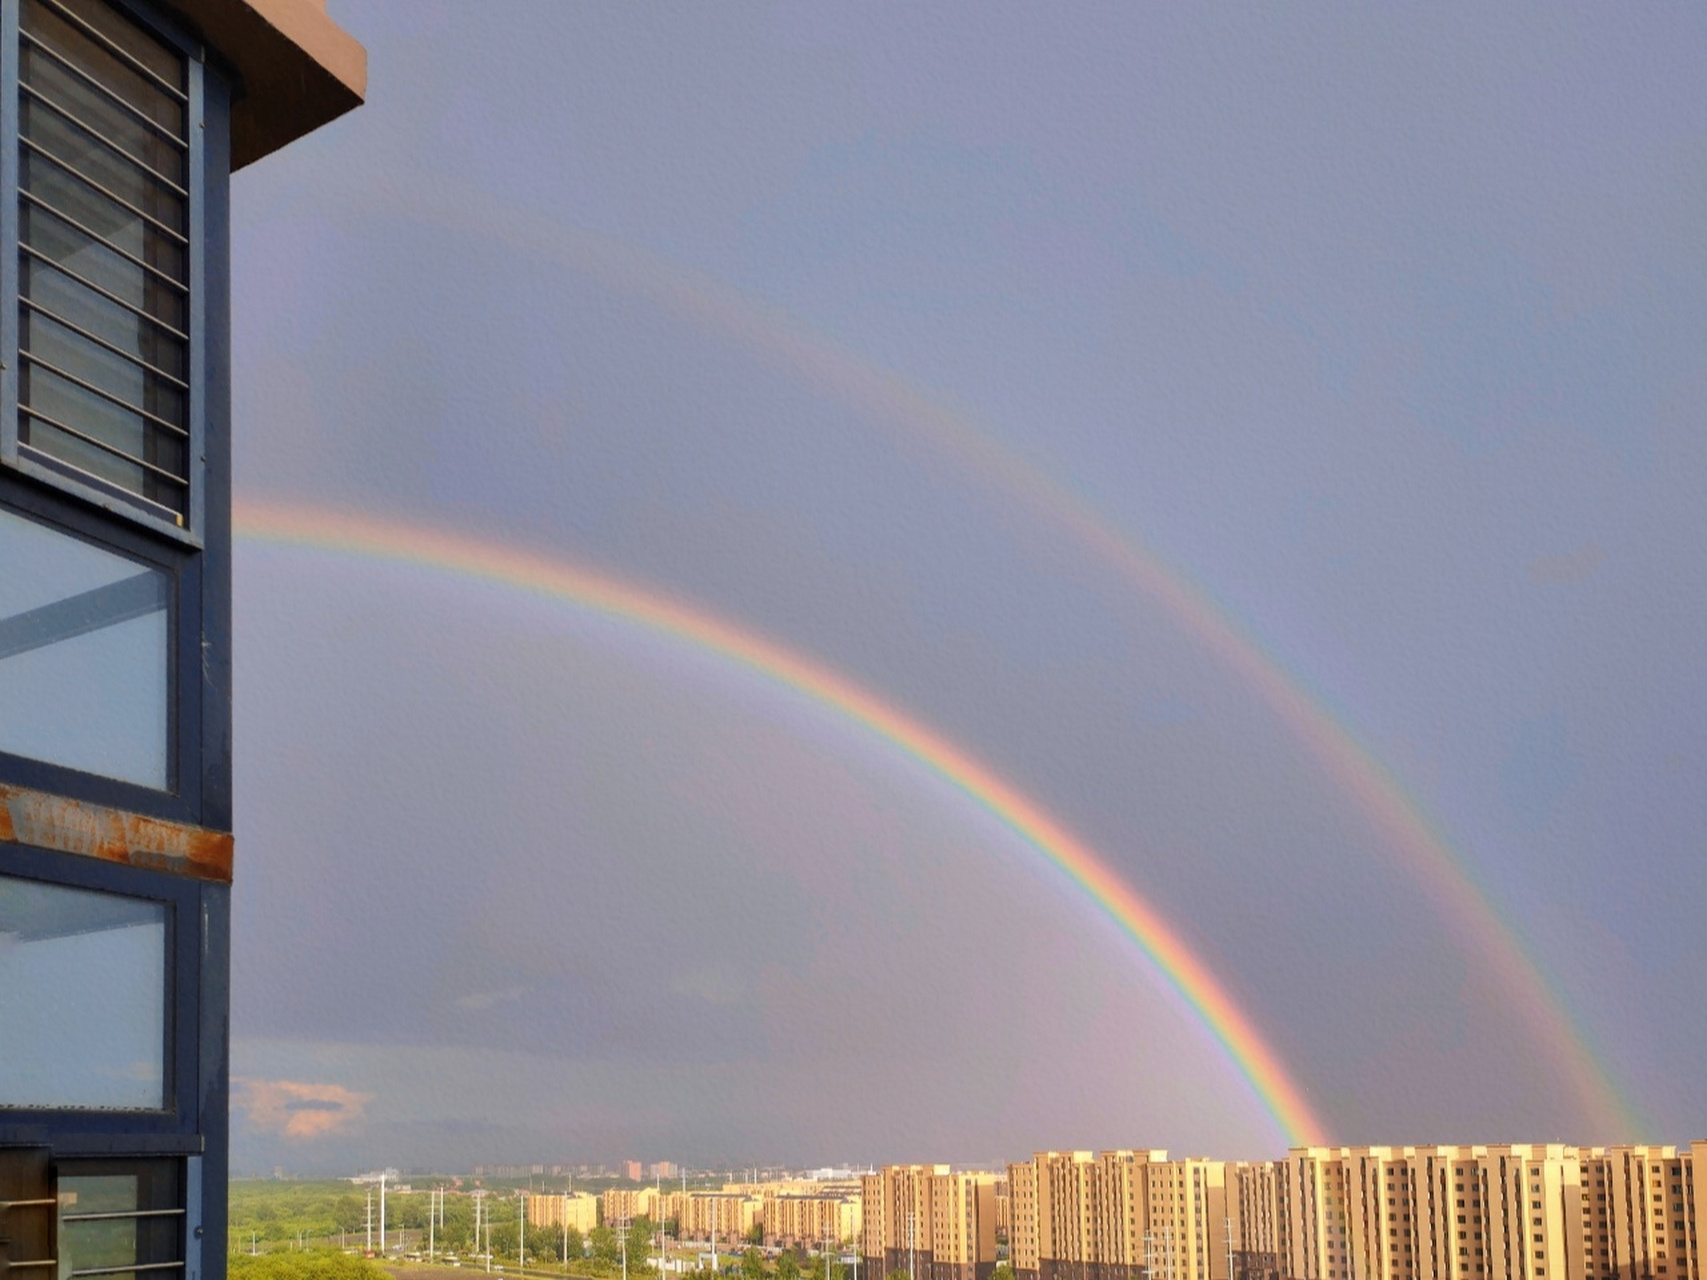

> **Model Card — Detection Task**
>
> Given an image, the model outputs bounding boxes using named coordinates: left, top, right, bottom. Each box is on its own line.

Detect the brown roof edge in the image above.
left=165, top=0, right=367, bottom=169
left=0, top=784, right=234, bottom=883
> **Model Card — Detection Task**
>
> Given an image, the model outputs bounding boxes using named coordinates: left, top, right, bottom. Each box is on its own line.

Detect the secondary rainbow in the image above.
left=235, top=497, right=1328, bottom=1149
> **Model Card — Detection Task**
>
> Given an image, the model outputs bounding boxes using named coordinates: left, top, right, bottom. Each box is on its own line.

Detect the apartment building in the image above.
left=678, top=1191, right=763, bottom=1246
left=861, top=1165, right=1000, bottom=1280
left=928, top=1171, right=1000, bottom=1280
left=765, top=1190, right=862, bottom=1249
left=527, top=1192, right=600, bottom=1233
left=1229, top=1142, right=1707, bottom=1280
left=1005, top=1151, right=1232, bottom=1280
left=604, top=1186, right=662, bottom=1227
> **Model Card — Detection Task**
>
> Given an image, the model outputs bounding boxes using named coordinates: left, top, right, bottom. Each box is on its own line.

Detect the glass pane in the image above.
left=0, top=506, right=170, bottom=788
left=22, top=362, right=186, bottom=470
left=0, top=876, right=167, bottom=1110
left=44, top=0, right=184, bottom=95
left=23, top=97, right=186, bottom=237
left=22, top=44, right=185, bottom=186
left=20, top=0, right=183, bottom=137
left=23, top=309, right=185, bottom=425
left=22, top=157, right=187, bottom=290
left=22, top=255, right=186, bottom=377
left=58, top=1159, right=182, bottom=1280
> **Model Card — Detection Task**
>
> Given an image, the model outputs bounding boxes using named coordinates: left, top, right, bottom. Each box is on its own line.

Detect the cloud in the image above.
left=233, top=1077, right=373, bottom=1141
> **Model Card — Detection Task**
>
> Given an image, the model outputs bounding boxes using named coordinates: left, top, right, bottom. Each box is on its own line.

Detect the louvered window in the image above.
left=0, top=1153, right=192, bottom=1280
left=57, top=1160, right=188, bottom=1280
left=14, top=0, right=190, bottom=526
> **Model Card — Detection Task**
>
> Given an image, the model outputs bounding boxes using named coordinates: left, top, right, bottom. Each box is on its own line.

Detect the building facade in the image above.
left=1228, top=1144, right=1707, bottom=1280
left=527, top=1192, right=600, bottom=1234
left=0, top=5, right=360, bottom=1280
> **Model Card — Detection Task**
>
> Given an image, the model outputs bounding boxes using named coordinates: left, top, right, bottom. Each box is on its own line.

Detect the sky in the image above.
left=224, top=2, right=1707, bottom=1174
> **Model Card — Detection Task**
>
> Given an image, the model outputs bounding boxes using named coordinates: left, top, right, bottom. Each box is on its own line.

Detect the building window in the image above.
left=0, top=872, right=167, bottom=1109
left=0, top=503, right=170, bottom=786
left=8, top=0, right=198, bottom=534
left=58, top=1158, right=189, bottom=1280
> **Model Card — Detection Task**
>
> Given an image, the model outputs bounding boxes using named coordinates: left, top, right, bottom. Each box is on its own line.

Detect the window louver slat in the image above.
left=17, top=0, right=189, bottom=523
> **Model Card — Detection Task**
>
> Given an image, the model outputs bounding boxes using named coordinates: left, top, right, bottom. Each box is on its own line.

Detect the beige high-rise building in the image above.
left=528, top=1192, right=600, bottom=1233
left=861, top=1165, right=998, bottom=1280
left=1228, top=1142, right=1707, bottom=1280
left=765, top=1191, right=862, bottom=1248
left=603, top=1186, right=661, bottom=1227
left=1010, top=1161, right=1041, bottom=1280
left=930, top=1171, right=1000, bottom=1280
left=678, top=1192, right=763, bottom=1246
left=1005, top=1151, right=1229, bottom=1280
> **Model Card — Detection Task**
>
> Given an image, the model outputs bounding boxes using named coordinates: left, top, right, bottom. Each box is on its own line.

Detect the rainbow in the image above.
left=261, top=173, right=1643, bottom=1137
left=234, top=497, right=1329, bottom=1148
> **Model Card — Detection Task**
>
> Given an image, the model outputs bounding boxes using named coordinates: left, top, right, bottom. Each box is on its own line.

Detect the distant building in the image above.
left=1230, top=1142, right=1707, bottom=1280
left=676, top=1191, right=763, bottom=1246
left=530, top=1192, right=600, bottom=1234
left=862, top=1165, right=999, bottom=1280
left=764, top=1189, right=863, bottom=1249
left=605, top=1185, right=662, bottom=1227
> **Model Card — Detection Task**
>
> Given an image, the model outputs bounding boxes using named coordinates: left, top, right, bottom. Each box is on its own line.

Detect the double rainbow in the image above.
left=245, top=171, right=1644, bottom=1138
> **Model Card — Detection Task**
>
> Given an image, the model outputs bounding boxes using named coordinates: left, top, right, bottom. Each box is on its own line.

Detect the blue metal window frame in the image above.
left=0, top=0, right=231, bottom=829
left=0, top=843, right=212, bottom=1154
left=0, top=0, right=207, bottom=546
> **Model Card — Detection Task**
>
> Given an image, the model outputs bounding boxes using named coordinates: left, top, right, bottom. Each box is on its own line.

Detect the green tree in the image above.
left=777, top=1252, right=801, bottom=1280
left=591, top=1225, right=621, bottom=1264
left=742, top=1247, right=768, bottom=1280
left=992, top=1266, right=1017, bottom=1280
left=626, top=1216, right=660, bottom=1274
left=745, top=1224, right=765, bottom=1246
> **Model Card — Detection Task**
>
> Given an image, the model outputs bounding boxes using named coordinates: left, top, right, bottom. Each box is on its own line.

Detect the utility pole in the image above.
left=521, top=1192, right=528, bottom=1268
left=380, top=1173, right=388, bottom=1258
left=366, top=1188, right=374, bottom=1254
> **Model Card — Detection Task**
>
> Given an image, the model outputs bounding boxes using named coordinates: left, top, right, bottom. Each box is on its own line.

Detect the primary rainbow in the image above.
left=234, top=497, right=1328, bottom=1148
left=263, top=173, right=1643, bottom=1137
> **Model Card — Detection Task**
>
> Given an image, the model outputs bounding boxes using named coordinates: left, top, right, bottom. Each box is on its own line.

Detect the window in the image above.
left=6, top=0, right=201, bottom=535
left=0, top=502, right=169, bottom=786
left=0, top=872, right=167, bottom=1109
left=58, top=1158, right=190, bottom=1280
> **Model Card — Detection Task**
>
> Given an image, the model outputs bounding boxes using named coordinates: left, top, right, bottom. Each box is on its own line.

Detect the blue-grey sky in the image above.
left=227, top=2, right=1707, bottom=1173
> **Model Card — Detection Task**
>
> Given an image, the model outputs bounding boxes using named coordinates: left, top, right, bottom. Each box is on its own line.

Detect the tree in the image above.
left=777, top=1253, right=801, bottom=1280
left=746, top=1224, right=765, bottom=1247
left=992, top=1266, right=1017, bottom=1280
left=742, top=1248, right=768, bottom=1280
left=627, top=1216, right=659, bottom=1274
left=591, top=1225, right=621, bottom=1264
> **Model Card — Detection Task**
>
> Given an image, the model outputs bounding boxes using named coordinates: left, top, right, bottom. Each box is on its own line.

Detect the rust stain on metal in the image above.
left=0, top=785, right=233, bottom=882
